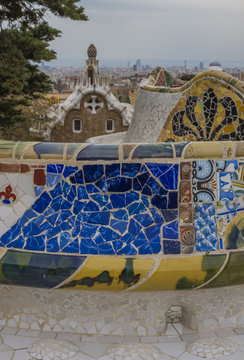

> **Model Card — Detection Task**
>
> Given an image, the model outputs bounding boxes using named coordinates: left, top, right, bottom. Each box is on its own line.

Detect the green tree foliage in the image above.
left=0, top=0, right=88, bottom=138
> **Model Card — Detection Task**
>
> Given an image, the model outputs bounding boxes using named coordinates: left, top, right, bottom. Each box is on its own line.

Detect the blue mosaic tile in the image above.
left=139, top=243, right=153, bottom=254
left=141, top=195, right=149, bottom=207
left=93, top=234, right=105, bottom=245
left=23, top=222, right=42, bottom=237
left=32, top=192, right=51, bottom=213
left=141, top=184, right=152, bottom=196
left=151, top=195, right=167, bottom=209
left=24, top=235, right=45, bottom=251
left=134, top=213, right=154, bottom=227
left=121, top=233, right=134, bottom=244
left=80, top=223, right=99, bottom=238
left=168, top=192, right=178, bottom=209
left=83, top=201, right=99, bottom=212
left=122, top=163, right=141, bottom=177
left=106, top=164, right=120, bottom=178
left=72, top=221, right=81, bottom=237
left=195, top=204, right=218, bottom=251
left=117, top=244, right=137, bottom=255
left=60, top=199, right=72, bottom=210
left=46, top=226, right=61, bottom=239
left=63, top=238, right=79, bottom=254
left=34, top=186, right=45, bottom=197
left=62, top=181, right=71, bottom=197
left=39, top=221, right=53, bottom=232
left=158, top=165, right=178, bottom=190
left=133, top=231, right=148, bottom=248
left=136, top=173, right=150, bottom=188
left=47, top=173, right=62, bottom=188
left=112, top=209, right=128, bottom=221
left=50, top=182, right=63, bottom=198
left=88, top=211, right=110, bottom=225
left=95, top=177, right=107, bottom=192
left=145, top=224, right=162, bottom=241
left=146, top=163, right=172, bottom=179
left=67, top=186, right=77, bottom=202
left=1, top=163, right=173, bottom=256
left=84, top=165, right=104, bottom=183
left=226, top=160, right=238, bottom=171
left=60, top=232, right=72, bottom=249
left=77, top=186, right=89, bottom=200
left=7, top=236, right=25, bottom=249
left=89, top=240, right=99, bottom=254
left=110, top=194, right=126, bottom=208
left=25, top=209, right=38, bottom=220
left=47, top=164, right=58, bottom=173
left=70, top=170, right=84, bottom=184
left=110, top=219, right=127, bottom=234
left=46, top=236, right=59, bottom=252
left=99, top=226, right=120, bottom=241
left=219, top=189, right=234, bottom=201
left=60, top=222, right=72, bottom=231
left=146, top=177, right=168, bottom=196
left=149, top=208, right=164, bottom=224
left=107, top=177, right=132, bottom=192
left=150, top=235, right=161, bottom=253
left=99, top=242, right=115, bottom=255
left=57, top=164, right=64, bottom=173
left=133, top=178, right=143, bottom=191
left=162, top=209, right=178, bottom=222
left=126, top=191, right=139, bottom=206
left=112, top=240, right=124, bottom=252
left=128, top=202, right=146, bottom=216
left=86, top=184, right=99, bottom=194
left=56, top=210, right=72, bottom=224
left=128, top=219, right=142, bottom=237
left=163, top=240, right=181, bottom=254
left=63, top=166, right=78, bottom=178
left=163, top=221, right=178, bottom=239
left=91, top=194, right=109, bottom=208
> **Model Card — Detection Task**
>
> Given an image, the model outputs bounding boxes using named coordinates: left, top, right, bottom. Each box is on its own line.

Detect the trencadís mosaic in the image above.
left=0, top=140, right=244, bottom=291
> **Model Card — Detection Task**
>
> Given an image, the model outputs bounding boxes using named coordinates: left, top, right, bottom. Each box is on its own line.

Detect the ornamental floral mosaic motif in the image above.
left=158, top=80, right=244, bottom=142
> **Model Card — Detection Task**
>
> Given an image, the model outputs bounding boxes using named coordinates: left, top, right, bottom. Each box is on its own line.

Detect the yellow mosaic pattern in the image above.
left=157, top=73, right=244, bottom=142
left=135, top=254, right=226, bottom=291
left=60, top=257, right=155, bottom=291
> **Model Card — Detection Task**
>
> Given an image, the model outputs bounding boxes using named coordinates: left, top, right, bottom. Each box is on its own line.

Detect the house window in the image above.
left=73, top=119, right=82, bottom=133
left=106, top=119, right=114, bottom=133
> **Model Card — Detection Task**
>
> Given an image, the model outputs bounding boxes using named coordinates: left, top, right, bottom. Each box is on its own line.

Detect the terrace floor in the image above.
left=1, top=324, right=244, bottom=360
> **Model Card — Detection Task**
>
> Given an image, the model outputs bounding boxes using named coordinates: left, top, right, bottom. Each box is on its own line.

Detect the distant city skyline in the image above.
left=47, top=57, right=244, bottom=69
left=47, top=0, right=244, bottom=66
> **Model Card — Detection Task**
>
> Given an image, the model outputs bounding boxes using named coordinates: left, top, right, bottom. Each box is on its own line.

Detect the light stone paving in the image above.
left=0, top=325, right=243, bottom=360
left=2, top=285, right=244, bottom=336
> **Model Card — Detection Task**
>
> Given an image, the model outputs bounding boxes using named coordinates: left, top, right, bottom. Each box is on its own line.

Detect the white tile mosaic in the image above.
left=27, top=339, right=79, bottom=360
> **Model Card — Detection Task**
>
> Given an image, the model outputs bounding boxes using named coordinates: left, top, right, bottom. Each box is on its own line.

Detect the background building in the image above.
left=31, top=44, right=133, bottom=142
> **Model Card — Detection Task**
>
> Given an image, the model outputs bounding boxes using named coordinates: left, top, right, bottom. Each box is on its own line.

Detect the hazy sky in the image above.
left=48, top=0, right=244, bottom=65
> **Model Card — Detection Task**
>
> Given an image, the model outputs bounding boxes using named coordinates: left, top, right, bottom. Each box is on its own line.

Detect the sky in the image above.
left=47, top=0, right=244, bottom=67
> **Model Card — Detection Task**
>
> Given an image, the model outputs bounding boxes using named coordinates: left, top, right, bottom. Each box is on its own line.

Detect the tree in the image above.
left=0, top=0, right=88, bottom=138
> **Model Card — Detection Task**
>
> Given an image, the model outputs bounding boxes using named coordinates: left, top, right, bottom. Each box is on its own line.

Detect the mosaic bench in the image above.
left=0, top=139, right=244, bottom=293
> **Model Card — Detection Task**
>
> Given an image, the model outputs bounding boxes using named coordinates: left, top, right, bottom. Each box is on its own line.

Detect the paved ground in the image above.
left=1, top=324, right=244, bottom=359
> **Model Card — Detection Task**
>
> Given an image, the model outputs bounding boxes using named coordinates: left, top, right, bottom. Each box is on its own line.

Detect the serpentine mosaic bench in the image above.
left=0, top=140, right=244, bottom=292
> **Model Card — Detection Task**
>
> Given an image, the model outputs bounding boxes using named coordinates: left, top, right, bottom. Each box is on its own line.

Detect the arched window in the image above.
left=106, top=119, right=114, bottom=133
left=73, top=119, right=82, bottom=133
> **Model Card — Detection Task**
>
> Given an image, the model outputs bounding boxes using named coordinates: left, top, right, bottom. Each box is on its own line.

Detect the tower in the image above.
left=86, top=44, right=99, bottom=85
